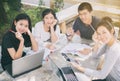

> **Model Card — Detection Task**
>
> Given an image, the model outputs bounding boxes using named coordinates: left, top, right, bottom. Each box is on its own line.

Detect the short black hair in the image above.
left=78, top=2, right=93, bottom=12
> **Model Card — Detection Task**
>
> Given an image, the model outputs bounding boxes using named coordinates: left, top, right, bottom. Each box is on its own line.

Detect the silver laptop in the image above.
left=9, top=50, right=44, bottom=77
left=48, top=55, right=78, bottom=81
left=48, top=56, right=64, bottom=81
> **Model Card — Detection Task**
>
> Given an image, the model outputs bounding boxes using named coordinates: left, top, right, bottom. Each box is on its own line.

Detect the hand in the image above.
left=92, top=32, right=103, bottom=46
left=50, top=19, right=58, bottom=28
left=15, top=32, right=24, bottom=41
left=92, top=32, right=99, bottom=43
left=70, top=62, right=80, bottom=69
left=45, top=43, right=56, bottom=50
left=79, top=48, right=92, bottom=55
left=70, top=62, right=85, bottom=73
left=26, top=28, right=32, bottom=36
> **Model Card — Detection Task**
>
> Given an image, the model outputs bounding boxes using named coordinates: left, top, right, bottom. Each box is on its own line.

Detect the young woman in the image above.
left=71, top=19, right=120, bottom=81
left=34, top=9, right=60, bottom=49
left=1, top=13, right=38, bottom=71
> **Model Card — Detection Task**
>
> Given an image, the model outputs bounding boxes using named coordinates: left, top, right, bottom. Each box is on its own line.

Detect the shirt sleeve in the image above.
left=91, top=44, right=106, bottom=59
left=55, top=25, right=61, bottom=38
left=34, top=22, right=42, bottom=43
left=85, top=45, right=120, bottom=79
left=73, top=18, right=80, bottom=32
left=34, top=22, right=47, bottom=46
left=3, top=35, right=13, bottom=49
left=23, top=34, right=31, bottom=47
left=34, top=22, right=41, bottom=38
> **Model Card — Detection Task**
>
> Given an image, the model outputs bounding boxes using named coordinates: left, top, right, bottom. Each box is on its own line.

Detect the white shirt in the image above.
left=34, top=21, right=60, bottom=46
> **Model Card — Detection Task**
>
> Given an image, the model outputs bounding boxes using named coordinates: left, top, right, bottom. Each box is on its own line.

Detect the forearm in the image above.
left=77, top=66, right=85, bottom=73
left=71, top=62, right=85, bottom=73
left=50, top=27, right=58, bottom=43
left=14, top=41, right=24, bottom=59
left=29, top=33, right=38, bottom=51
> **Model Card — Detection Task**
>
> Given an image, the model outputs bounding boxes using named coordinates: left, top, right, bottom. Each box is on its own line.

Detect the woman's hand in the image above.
left=50, top=19, right=58, bottom=28
left=26, top=28, right=32, bottom=36
left=70, top=62, right=85, bottom=73
left=92, top=32, right=99, bottom=43
left=45, top=43, right=56, bottom=50
left=15, top=32, right=24, bottom=42
left=70, top=62, right=80, bottom=68
left=79, top=48, right=92, bottom=55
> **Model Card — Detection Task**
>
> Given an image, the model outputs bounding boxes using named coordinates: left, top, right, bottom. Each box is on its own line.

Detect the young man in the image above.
left=73, top=2, right=100, bottom=44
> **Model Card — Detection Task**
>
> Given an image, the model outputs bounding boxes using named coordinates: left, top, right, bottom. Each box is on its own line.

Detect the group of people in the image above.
left=1, top=2, right=120, bottom=81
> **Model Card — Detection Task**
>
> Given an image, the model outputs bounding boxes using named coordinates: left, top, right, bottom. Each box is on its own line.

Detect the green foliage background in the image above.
left=0, top=4, right=46, bottom=44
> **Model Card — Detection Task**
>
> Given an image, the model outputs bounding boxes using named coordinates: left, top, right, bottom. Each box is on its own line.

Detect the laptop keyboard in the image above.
left=61, top=67, right=78, bottom=81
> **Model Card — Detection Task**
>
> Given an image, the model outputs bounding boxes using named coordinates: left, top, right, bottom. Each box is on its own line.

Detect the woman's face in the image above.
left=14, top=19, right=29, bottom=34
left=43, top=13, right=55, bottom=27
left=97, top=26, right=113, bottom=44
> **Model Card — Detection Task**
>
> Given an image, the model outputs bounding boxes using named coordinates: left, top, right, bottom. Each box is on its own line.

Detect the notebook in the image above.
left=7, top=50, right=44, bottom=78
left=48, top=55, right=78, bottom=81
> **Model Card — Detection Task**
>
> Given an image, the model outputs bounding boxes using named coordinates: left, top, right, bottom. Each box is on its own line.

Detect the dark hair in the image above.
left=101, top=16, right=113, bottom=23
left=42, top=9, right=57, bottom=20
left=78, top=2, right=93, bottom=12
left=11, top=13, right=32, bottom=32
left=42, top=9, right=58, bottom=31
left=97, top=17, right=114, bottom=34
left=11, top=13, right=32, bottom=46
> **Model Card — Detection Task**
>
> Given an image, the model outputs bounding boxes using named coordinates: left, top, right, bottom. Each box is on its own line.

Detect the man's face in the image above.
left=78, top=9, right=92, bottom=24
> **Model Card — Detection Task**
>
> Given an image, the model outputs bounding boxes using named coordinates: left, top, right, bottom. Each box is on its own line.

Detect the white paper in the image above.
left=60, top=43, right=90, bottom=54
left=60, top=43, right=91, bottom=60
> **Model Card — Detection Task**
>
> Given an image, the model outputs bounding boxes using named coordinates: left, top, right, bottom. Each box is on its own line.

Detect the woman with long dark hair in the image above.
left=1, top=13, right=38, bottom=71
left=34, top=9, right=60, bottom=50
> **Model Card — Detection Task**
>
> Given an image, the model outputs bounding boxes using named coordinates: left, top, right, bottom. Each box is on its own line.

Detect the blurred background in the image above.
left=0, top=0, right=120, bottom=44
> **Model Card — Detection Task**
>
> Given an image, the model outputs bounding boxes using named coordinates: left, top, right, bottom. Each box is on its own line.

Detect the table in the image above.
left=0, top=42, right=100, bottom=81
left=50, top=51, right=95, bottom=80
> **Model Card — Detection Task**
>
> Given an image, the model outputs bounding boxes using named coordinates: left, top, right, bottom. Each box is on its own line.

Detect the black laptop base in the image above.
left=58, top=66, right=79, bottom=81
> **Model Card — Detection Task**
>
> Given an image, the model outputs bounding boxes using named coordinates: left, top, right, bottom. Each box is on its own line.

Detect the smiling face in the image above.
left=43, top=13, right=55, bottom=27
left=78, top=9, right=92, bottom=25
left=14, top=19, right=29, bottom=34
left=97, top=26, right=113, bottom=44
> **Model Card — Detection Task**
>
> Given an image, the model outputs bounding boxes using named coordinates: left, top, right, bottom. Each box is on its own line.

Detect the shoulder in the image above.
left=74, top=17, right=83, bottom=24
left=75, top=17, right=81, bottom=22
left=111, top=42, right=120, bottom=50
left=108, top=42, right=120, bottom=56
left=34, top=21, right=43, bottom=28
left=92, top=16, right=100, bottom=23
left=3, top=31, right=13, bottom=39
left=2, top=31, right=15, bottom=42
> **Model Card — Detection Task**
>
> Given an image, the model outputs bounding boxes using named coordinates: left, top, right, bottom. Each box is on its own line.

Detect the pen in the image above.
left=90, top=24, right=96, bottom=32
left=9, top=29, right=16, bottom=34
